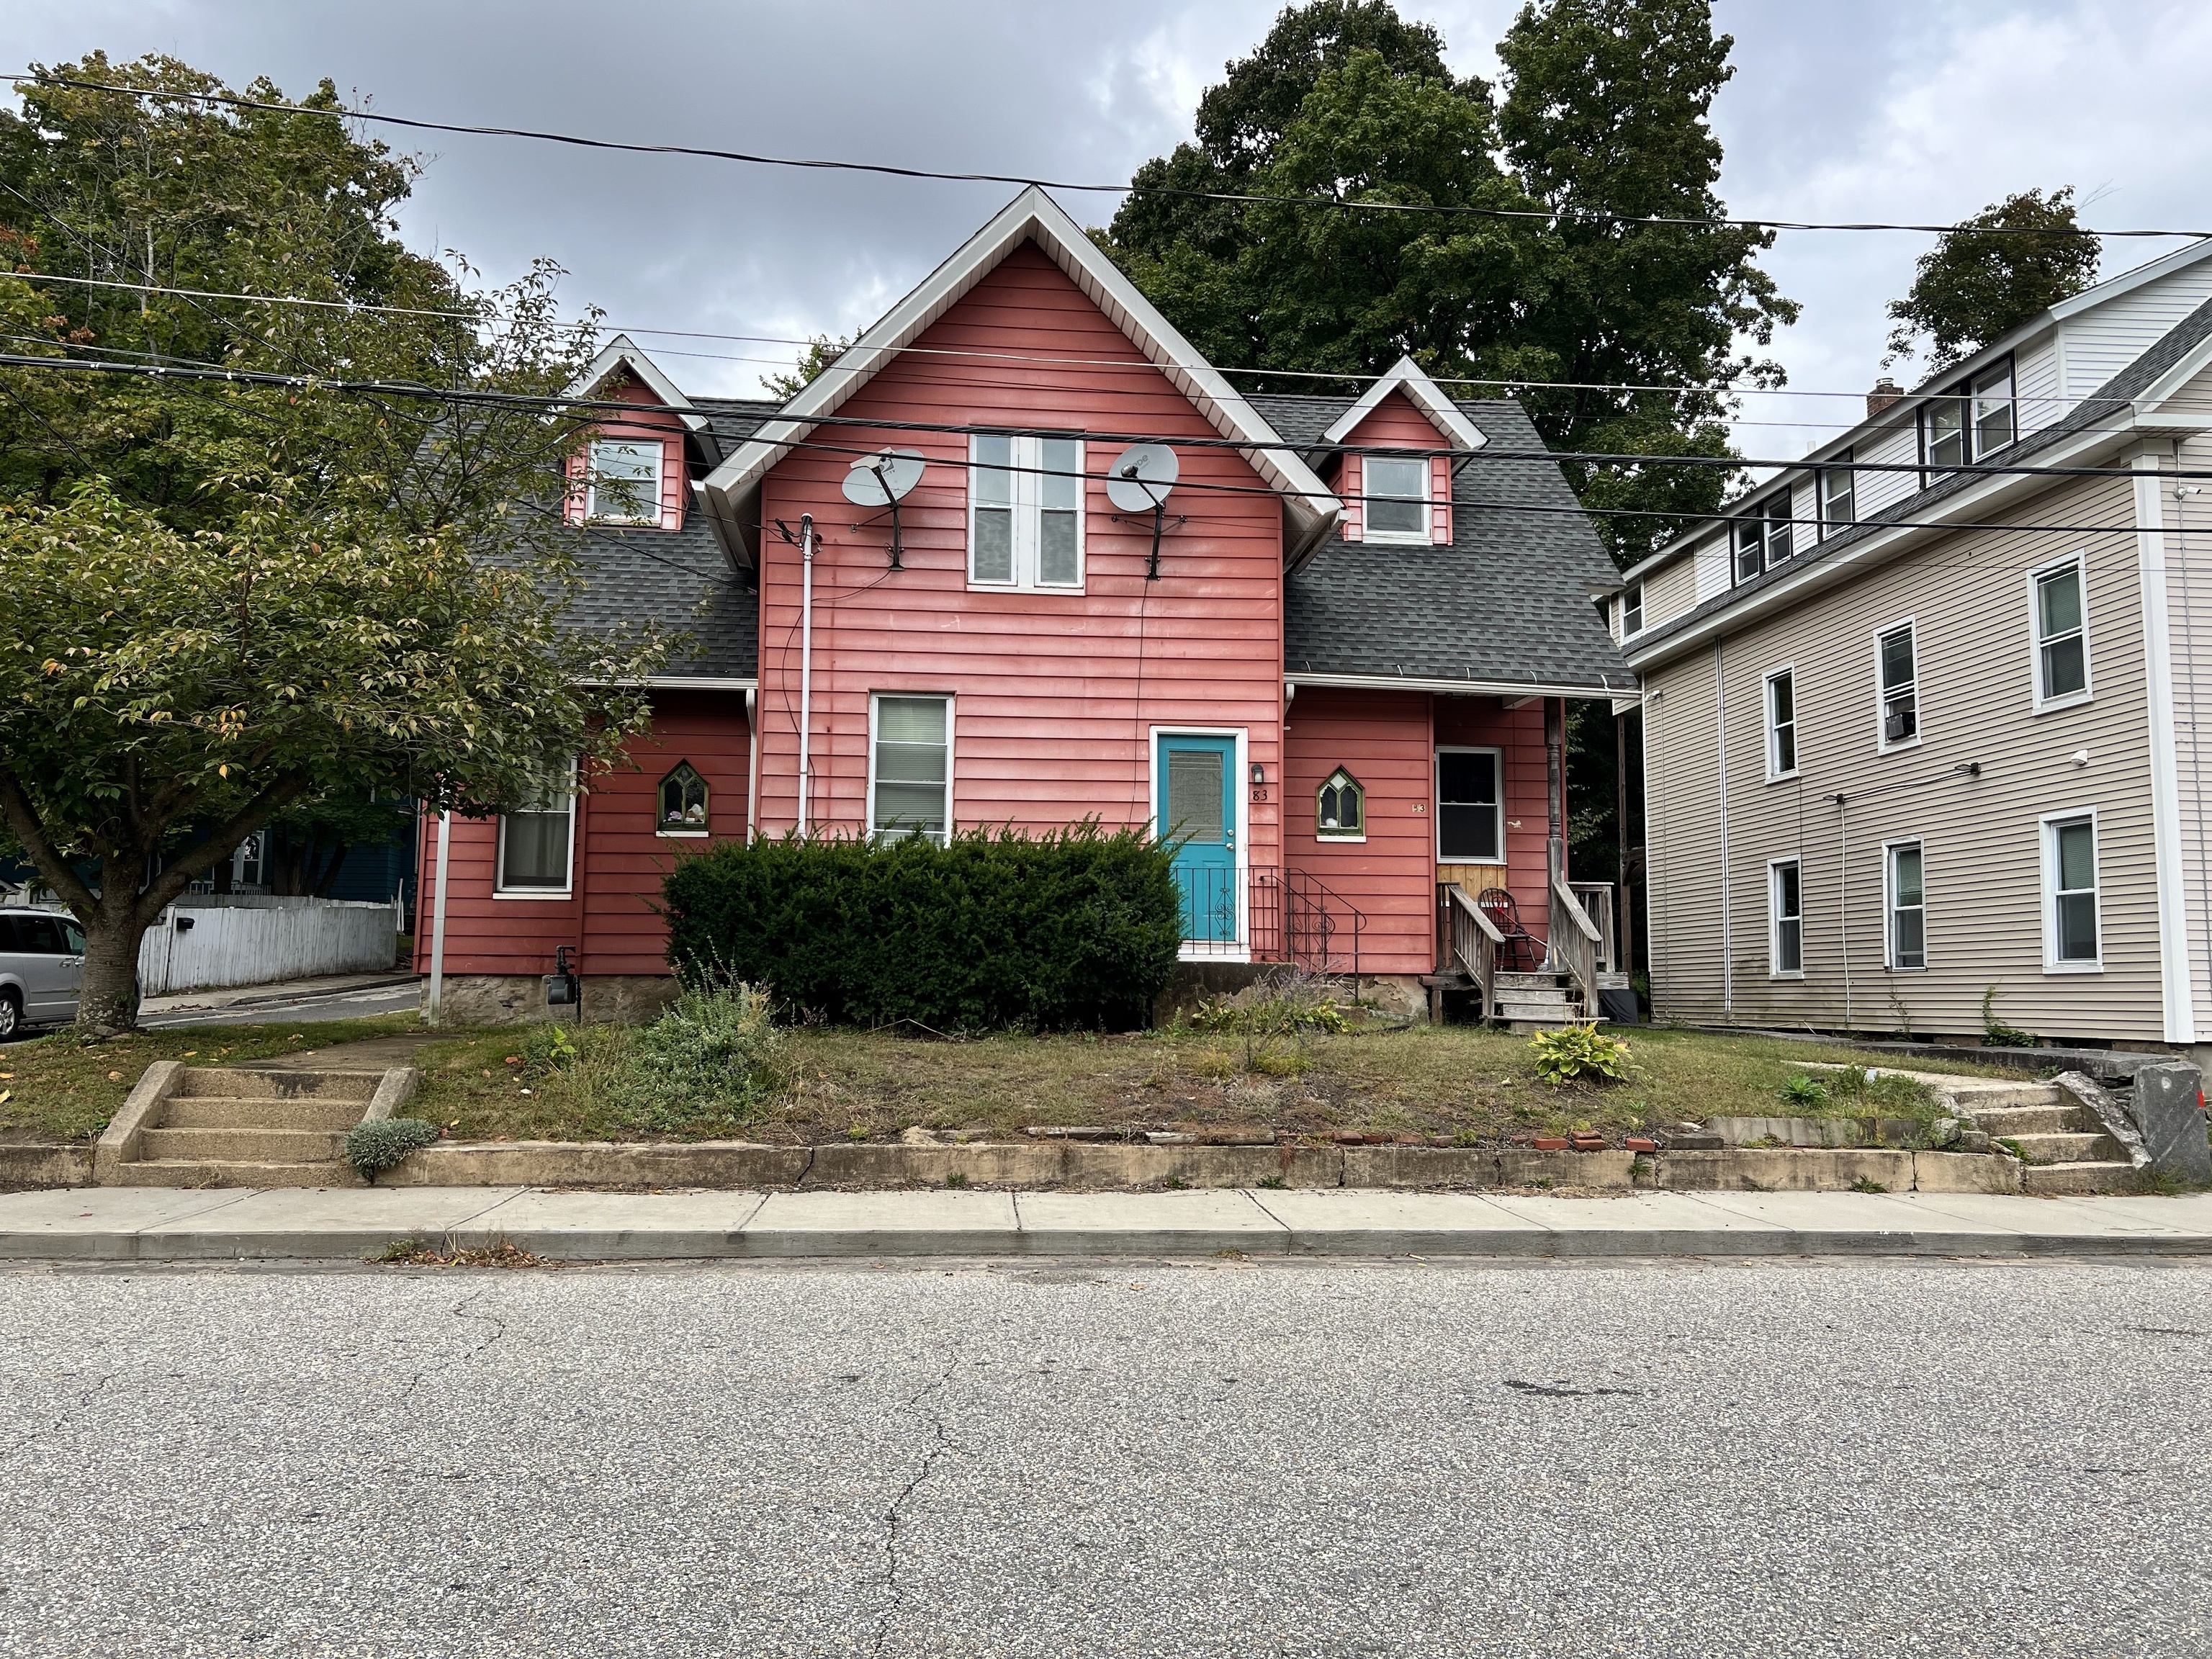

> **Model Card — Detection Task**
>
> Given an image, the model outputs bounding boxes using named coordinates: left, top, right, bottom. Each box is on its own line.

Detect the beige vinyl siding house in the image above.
left=1619, top=240, right=2212, bottom=1058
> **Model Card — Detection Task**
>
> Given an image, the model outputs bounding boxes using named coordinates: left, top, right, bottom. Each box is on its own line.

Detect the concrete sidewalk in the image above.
left=139, top=971, right=418, bottom=1015
left=4, top=1185, right=2211, bottom=1262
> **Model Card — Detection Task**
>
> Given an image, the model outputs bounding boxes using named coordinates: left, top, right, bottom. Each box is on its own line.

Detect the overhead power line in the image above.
left=12, top=73, right=2210, bottom=240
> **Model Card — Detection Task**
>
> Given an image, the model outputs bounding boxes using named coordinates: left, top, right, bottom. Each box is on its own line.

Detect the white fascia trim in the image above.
left=574, top=675, right=759, bottom=691
left=1286, top=670, right=1639, bottom=701
left=2129, top=325, right=2212, bottom=423
left=701, top=186, right=1341, bottom=567
left=2049, top=236, right=2212, bottom=324
left=1318, top=354, right=1488, bottom=454
left=2133, top=448, right=2196, bottom=1042
left=564, top=333, right=709, bottom=435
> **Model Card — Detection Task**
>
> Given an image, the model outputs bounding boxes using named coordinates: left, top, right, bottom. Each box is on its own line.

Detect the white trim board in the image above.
left=563, top=333, right=709, bottom=436
left=1318, top=354, right=1488, bottom=454
left=2134, top=450, right=2195, bottom=1039
left=1285, top=671, right=1637, bottom=701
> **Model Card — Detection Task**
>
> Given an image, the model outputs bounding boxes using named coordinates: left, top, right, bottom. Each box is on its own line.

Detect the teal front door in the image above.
left=1158, top=734, right=1238, bottom=943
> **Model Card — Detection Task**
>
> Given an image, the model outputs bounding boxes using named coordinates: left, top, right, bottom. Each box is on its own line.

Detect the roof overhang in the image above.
left=1287, top=670, right=1637, bottom=701
left=1318, top=355, right=1488, bottom=456
left=701, top=186, right=1340, bottom=575
left=563, top=334, right=711, bottom=436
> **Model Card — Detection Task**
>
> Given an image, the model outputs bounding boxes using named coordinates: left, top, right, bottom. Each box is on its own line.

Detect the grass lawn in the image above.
left=405, top=1020, right=2011, bottom=1148
left=0, top=1015, right=421, bottom=1142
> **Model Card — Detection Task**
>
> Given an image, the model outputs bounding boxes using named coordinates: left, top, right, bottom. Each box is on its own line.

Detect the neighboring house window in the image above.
left=1769, top=859, right=1803, bottom=976
left=1922, top=359, right=2015, bottom=474
left=1361, top=456, right=1429, bottom=541
left=231, top=831, right=265, bottom=889
left=1886, top=841, right=1926, bottom=970
left=970, top=434, right=1082, bottom=589
left=1766, top=668, right=1798, bottom=779
left=2033, top=557, right=2090, bottom=707
left=497, top=765, right=577, bottom=894
left=2044, top=813, right=2101, bottom=968
left=1877, top=622, right=1918, bottom=748
left=871, top=694, right=951, bottom=842
left=587, top=439, right=663, bottom=525
left=1734, top=495, right=1791, bottom=582
left=1436, top=748, right=1503, bottom=860
left=1316, top=768, right=1365, bottom=840
left=1621, top=583, right=1644, bottom=638
left=657, top=763, right=709, bottom=835
left=1821, top=454, right=1853, bottom=535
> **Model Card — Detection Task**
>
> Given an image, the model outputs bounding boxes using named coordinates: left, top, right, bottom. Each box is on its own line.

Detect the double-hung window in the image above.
left=1886, top=841, right=1925, bottom=971
left=1922, top=359, right=2014, bottom=475
left=586, top=439, right=663, bottom=526
left=1620, top=582, right=1644, bottom=638
left=971, top=434, right=1082, bottom=590
left=1734, top=495, right=1791, bottom=583
left=2032, top=557, right=2090, bottom=708
left=1765, top=668, right=1797, bottom=779
left=1435, top=748, right=1503, bottom=861
left=870, top=694, right=951, bottom=842
left=2044, top=814, right=2101, bottom=969
left=1820, top=454, right=1854, bottom=536
left=1769, top=859, right=1803, bottom=976
left=497, top=763, right=577, bottom=895
left=1362, top=456, right=1429, bottom=541
left=1876, top=622, right=1918, bottom=749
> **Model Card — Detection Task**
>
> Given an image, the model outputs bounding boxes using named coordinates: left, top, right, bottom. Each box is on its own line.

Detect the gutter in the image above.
left=1285, top=670, right=1637, bottom=701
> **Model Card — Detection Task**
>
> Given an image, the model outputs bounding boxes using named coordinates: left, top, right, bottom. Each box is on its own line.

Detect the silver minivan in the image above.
left=0, top=909, right=86, bottom=1037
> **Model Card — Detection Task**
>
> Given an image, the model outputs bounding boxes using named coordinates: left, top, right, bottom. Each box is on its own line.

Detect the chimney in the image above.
left=1866, top=377, right=1904, bottom=418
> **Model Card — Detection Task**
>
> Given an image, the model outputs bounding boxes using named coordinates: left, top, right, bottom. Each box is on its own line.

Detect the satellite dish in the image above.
left=840, top=448, right=926, bottom=507
left=1106, top=443, right=1178, bottom=513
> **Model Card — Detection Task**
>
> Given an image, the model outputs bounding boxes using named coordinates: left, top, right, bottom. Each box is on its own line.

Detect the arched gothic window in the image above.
left=657, top=762, right=709, bottom=833
left=1316, top=768, right=1364, bottom=839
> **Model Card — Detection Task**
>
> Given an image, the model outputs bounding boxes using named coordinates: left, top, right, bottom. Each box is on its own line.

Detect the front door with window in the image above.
left=1157, top=735, right=1237, bottom=943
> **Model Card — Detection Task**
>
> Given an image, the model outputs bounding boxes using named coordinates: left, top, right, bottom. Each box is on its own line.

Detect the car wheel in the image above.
left=0, top=989, right=19, bottom=1040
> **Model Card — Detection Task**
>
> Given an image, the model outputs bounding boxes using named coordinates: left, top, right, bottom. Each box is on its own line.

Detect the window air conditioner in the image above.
left=1884, top=709, right=1915, bottom=744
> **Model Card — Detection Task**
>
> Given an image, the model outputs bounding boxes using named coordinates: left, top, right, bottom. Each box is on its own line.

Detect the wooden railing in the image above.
left=1548, top=870, right=1602, bottom=1018
left=1447, top=885, right=1503, bottom=1018
left=1568, top=881, right=1617, bottom=976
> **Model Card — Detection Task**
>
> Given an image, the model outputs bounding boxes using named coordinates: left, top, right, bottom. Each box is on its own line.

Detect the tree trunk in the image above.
left=75, top=893, right=150, bottom=1039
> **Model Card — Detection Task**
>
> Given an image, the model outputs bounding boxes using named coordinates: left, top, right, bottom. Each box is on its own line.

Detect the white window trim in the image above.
left=1434, top=745, right=1506, bottom=863
left=867, top=692, right=956, bottom=846
left=1358, top=455, right=1432, bottom=545
left=1763, top=665, right=1799, bottom=783
left=493, top=760, right=579, bottom=899
left=1819, top=451, right=1853, bottom=539
left=1620, top=583, right=1644, bottom=639
left=1148, top=725, right=1251, bottom=962
left=2028, top=552, right=2094, bottom=715
left=655, top=830, right=711, bottom=840
left=1315, top=767, right=1367, bottom=844
left=1767, top=856, right=1804, bottom=979
left=1874, top=617, right=1923, bottom=755
left=1881, top=837, right=1927, bottom=972
left=585, top=437, right=665, bottom=527
left=966, top=433, right=1085, bottom=592
left=2041, top=808, right=2104, bottom=974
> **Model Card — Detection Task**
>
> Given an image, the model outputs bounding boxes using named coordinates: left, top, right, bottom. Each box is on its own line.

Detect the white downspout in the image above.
left=798, top=513, right=816, bottom=838
left=426, top=809, right=451, bottom=1028
left=745, top=686, right=760, bottom=845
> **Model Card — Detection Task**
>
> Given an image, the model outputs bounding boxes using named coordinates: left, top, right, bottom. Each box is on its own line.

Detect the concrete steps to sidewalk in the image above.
left=96, top=1063, right=415, bottom=1189
left=1970, top=1087, right=2139, bottom=1193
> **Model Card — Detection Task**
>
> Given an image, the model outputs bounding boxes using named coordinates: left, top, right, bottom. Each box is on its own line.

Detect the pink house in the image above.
left=418, top=189, right=1634, bottom=1025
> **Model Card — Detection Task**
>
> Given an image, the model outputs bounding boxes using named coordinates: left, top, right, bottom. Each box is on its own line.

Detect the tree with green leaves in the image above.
left=0, top=57, right=666, bottom=1035
left=1100, top=0, right=1797, bottom=563
left=761, top=332, right=855, bottom=400
left=1886, top=187, right=2100, bottom=370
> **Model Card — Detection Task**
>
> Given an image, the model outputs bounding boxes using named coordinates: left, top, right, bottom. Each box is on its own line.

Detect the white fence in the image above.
left=137, top=896, right=401, bottom=996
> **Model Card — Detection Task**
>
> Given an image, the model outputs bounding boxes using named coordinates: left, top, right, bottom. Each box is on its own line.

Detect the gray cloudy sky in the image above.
left=12, top=1, right=2212, bottom=457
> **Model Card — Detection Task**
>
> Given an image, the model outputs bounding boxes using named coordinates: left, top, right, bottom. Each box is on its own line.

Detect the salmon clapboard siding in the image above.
left=567, top=377, right=689, bottom=531
left=1334, top=390, right=1456, bottom=545
left=752, top=243, right=1285, bottom=866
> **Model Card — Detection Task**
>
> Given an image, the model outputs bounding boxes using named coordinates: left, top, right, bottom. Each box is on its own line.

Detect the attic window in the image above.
left=657, top=762, right=709, bottom=835
left=1362, top=457, right=1429, bottom=541
left=588, top=439, right=663, bottom=526
left=1316, top=768, right=1365, bottom=840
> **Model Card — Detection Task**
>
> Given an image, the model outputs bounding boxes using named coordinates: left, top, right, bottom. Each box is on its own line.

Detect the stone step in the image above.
left=1974, top=1103, right=2098, bottom=1138
left=1496, top=1002, right=1575, bottom=1022
left=2007, top=1130, right=2119, bottom=1164
left=140, top=1127, right=349, bottom=1163
left=161, top=1096, right=367, bottom=1132
left=108, top=1159, right=364, bottom=1189
left=1495, top=972, right=1570, bottom=991
left=1943, top=1080, right=2069, bottom=1110
left=2021, top=1161, right=2141, bottom=1196
left=170, top=1068, right=381, bottom=1103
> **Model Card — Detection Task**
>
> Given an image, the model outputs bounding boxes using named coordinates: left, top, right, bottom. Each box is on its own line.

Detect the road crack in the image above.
left=872, top=1359, right=959, bottom=1658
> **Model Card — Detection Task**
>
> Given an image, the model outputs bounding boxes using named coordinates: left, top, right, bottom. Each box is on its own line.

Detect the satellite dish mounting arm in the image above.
left=872, top=462, right=904, bottom=570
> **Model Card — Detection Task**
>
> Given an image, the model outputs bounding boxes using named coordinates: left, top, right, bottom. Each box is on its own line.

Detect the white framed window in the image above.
left=2042, top=811, right=2101, bottom=971
left=1972, top=362, right=2016, bottom=456
left=1820, top=454, right=1853, bottom=536
left=1884, top=840, right=1925, bottom=971
left=1435, top=747, right=1503, bottom=861
left=1765, top=667, right=1798, bottom=780
left=1921, top=358, right=2014, bottom=475
left=1361, top=456, right=1430, bottom=543
left=496, top=762, right=577, bottom=896
left=1620, top=582, right=1644, bottom=638
left=1316, top=768, right=1365, bottom=841
left=1733, top=494, right=1791, bottom=583
left=870, top=693, right=952, bottom=843
left=586, top=438, right=664, bottom=526
left=1876, top=621, right=1919, bottom=751
left=969, top=434, right=1082, bottom=590
left=2030, top=555, right=2091, bottom=711
left=1768, top=858, right=1803, bottom=977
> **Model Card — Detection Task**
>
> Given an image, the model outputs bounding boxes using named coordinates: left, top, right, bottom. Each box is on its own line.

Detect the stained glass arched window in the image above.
left=657, top=762, right=709, bottom=832
left=1316, top=768, right=1364, bottom=839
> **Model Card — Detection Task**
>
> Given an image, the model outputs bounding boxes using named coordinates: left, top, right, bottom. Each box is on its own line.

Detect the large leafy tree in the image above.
left=0, top=57, right=665, bottom=1035
left=1886, top=187, right=2100, bottom=371
left=1100, top=0, right=1797, bottom=564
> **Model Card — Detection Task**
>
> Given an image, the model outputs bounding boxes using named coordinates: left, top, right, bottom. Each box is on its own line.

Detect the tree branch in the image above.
left=0, top=769, right=101, bottom=920
left=130, top=773, right=312, bottom=925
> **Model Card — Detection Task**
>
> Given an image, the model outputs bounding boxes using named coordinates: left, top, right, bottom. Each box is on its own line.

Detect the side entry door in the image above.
left=1157, top=734, right=1238, bottom=944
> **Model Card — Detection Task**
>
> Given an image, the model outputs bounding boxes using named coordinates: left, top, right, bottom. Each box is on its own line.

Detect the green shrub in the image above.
left=1529, top=1024, right=1634, bottom=1086
left=346, top=1116, right=437, bottom=1182
left=606, top=984, right=782, bottom=1130
left=662, top=823, right=1182, bottom=1031
left=1184, top=969, right=1352, bottom=1037
left=1781, top=1073, right=1828, bottom=1107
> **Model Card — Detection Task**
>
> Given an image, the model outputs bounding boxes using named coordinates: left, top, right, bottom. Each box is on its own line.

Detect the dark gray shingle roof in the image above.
left=1251, top=392, right=1634, bottom=692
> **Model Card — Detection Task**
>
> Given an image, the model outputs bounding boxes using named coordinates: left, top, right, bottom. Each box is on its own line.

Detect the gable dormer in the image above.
left=561, top=335, right=707, bottom=532
left=1323, top=356, right=1485, bottom=547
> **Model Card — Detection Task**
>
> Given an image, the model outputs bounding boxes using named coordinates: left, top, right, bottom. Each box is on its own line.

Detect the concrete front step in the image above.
left=1943, top=1082, right=2071, bottom=1111
left=161, top=1097, right=367, bottom=1132
left=140, top=1127, right=349, bottom=1163
left=170, top=1068, right=382, bottom=1103
left=2022, top=1161, right=2141, bottom=1196
left=2009, top=1131, right=2120, bottom=1164
left=109, top=1159, right=364, bottom=1189
left=1975, top=1104, right=2098, bottom=1137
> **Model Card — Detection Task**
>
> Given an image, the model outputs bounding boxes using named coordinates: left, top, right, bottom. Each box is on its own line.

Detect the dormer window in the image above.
left=1316, top=768, right=1365, bottom=840
left=1734, top=495, right=1791, bottom=583
left=1361, top=456, right=1429, bottom=541
left=1622, top=582, right=1644, bottom=637
left=587, top=438, right=664, bottom=526
left=1921, top=359, right=2014, bottom=475
left=657, top=762, right=709, bottom=835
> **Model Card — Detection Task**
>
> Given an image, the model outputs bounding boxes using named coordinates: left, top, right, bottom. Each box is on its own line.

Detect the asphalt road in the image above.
left=140, top=981, right=423, bottom=1029
left=5, top=1256, right=2210, bottom=1658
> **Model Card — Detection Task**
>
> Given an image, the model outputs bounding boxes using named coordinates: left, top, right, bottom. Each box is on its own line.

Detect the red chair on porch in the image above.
left=1476, top=888, right=1542, bottom=972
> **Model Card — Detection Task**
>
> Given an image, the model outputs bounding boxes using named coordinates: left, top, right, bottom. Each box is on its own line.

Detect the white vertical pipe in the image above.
left=426, top=809, right=451, bottom=1027
left=745, top=685, right=760, bottom=845
left=797, top=513, right=816, bottom=838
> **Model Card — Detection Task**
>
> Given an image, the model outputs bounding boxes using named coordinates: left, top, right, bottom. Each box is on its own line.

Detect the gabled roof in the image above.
left=701, top=186, right=1341, bottom=571
left=565, top=333, right=710, bottom=436
left=1318, top=355, right=1488, bottom=454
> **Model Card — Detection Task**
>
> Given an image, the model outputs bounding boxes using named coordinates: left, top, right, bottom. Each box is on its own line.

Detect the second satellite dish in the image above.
left=840, top=449, right=926, bottom=507
left=1105, top=443, right=1178, bottom=513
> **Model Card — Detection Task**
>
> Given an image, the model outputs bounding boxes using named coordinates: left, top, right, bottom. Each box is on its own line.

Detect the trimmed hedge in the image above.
left=662, top=824, right=1182, bottom=1031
